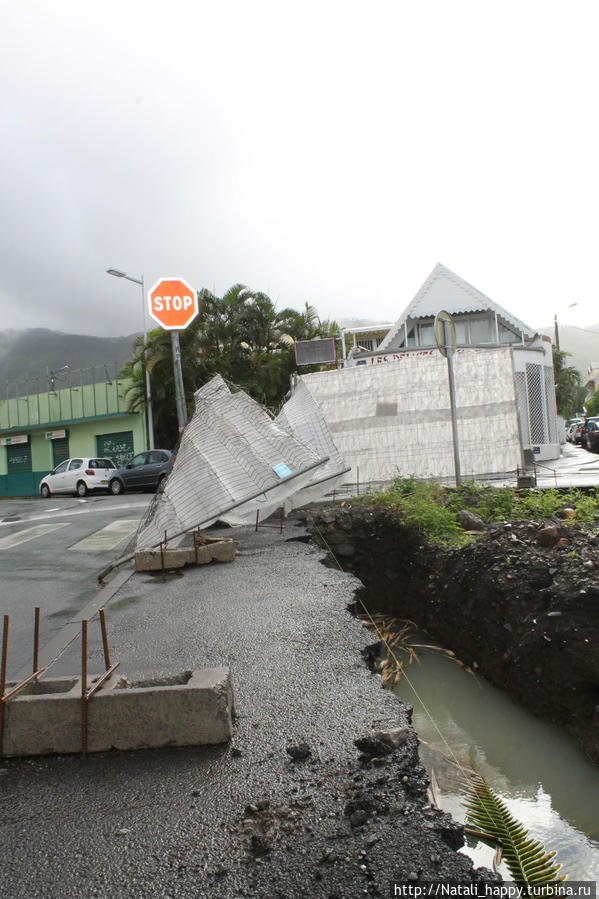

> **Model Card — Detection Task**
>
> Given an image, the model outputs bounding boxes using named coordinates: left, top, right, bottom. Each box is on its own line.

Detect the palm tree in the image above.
left=553, top=346, right=585, bottom=419
left=279, top=302, right=338, bottom=342
left=120, top=284, right=340, bottom=444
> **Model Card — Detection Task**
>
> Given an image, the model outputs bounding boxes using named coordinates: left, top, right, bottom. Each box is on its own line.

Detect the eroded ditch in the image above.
left=307, top=502, right=599, bottom=879
left=308, top=503, right=599, bottom=764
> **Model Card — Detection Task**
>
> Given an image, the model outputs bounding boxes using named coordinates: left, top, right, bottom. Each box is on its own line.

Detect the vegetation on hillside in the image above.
left=356, top=475, right=599, bottom=545
left=0, top=329, right=135, bottom=391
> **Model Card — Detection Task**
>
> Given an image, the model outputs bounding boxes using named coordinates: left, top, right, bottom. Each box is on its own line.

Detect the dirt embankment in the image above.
left=308, top=505, right=599, bottom=764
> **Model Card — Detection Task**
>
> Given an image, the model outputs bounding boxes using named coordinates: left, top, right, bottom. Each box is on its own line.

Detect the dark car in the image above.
left=573, top=420, right=587, bottom=444
left=584, top=420, right=599, bottom=453
left=109, top=449, right=174, bottom=495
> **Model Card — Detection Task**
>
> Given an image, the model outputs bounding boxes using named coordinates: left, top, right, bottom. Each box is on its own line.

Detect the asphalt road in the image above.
left=1, top=515, right=489, bottom=898
left=0, top=493, right=152, bottom=680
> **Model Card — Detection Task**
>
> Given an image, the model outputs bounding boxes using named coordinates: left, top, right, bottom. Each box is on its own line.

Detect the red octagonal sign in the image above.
left=147, top=277, right=198, bottom=330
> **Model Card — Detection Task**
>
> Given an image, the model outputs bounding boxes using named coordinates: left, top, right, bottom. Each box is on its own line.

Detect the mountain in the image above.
left=536, top=324, right=599, bottom=380
left=2, top=321, right=598, bottom=399
left=0, top=328, right=137, bottom=393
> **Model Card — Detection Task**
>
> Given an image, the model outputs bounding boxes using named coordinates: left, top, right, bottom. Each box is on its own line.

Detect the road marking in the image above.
left=0, top=501, right=150, bottom=528
left=68, top=519, right=140, bottom=552
left=0, top=523, right=70, bottom=549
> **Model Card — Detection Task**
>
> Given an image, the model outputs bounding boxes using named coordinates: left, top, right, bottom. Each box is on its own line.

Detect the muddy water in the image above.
left=393, top=646, right=599, bottom=881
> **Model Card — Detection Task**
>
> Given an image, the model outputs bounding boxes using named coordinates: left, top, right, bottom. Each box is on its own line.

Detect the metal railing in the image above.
left=1, top=364, right=133, bottom=431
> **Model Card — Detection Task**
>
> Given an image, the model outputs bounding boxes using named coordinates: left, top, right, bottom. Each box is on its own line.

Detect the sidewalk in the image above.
left=0, top=517, right=486, bottom=898
left=526, top=441, right=599, bottom=489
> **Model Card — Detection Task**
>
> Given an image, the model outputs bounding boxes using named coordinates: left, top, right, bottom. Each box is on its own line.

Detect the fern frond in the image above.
left=463, top=773, right=565, bottom=885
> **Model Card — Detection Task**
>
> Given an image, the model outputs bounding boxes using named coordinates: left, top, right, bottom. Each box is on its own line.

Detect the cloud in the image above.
left=1, top=1, right=599, bottom=336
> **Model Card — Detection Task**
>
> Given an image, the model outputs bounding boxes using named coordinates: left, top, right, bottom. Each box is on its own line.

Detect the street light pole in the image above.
left=554, top=302, right=578, bottom=354
left=106, top=269, right=155, bottom=450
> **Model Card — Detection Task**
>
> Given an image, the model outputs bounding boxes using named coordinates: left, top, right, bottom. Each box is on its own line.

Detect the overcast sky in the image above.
left=2, top=1, right=599, bottom=338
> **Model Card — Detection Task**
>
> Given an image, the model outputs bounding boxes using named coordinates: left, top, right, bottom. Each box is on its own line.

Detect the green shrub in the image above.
left=357, top=476, right=471, bottom=545
left=355, top=477, right=599, bottom=542
left=473, top=487, right=515, bottom=521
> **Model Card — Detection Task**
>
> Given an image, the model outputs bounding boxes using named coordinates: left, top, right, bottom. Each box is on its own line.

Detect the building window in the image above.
left=455, top=321, right=468, bottom=344
left=470, top=317, right=491, bottom=344
left=418, top=323, right=434, bottom=346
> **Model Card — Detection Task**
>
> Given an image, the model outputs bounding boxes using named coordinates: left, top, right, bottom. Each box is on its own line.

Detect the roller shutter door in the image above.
left=95, top=431, right=134, bottom=468
left=6, top=441, right=35, bottom=495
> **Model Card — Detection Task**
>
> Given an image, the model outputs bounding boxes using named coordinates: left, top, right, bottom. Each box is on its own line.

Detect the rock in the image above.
left=560, top=508, right=577, bottom=519
left=537, top=525, right=560, bottom=547
left=354, top=737, right=393, bottom=757
left=457, top=510, right=485, bottom=531
left=373, top=727, right=411, bottom=749
left=361, top=642, right=382, bottom=670
left=349, top=809, right=369, bottom=827
left=286, top=742, right=311, bottom=760
left=250, top=834, right=271, bottom=855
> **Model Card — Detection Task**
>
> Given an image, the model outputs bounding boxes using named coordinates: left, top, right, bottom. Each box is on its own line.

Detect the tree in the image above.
left=584, top=389, right=599, bottom=417
left=552, top=346, right=586, bottom=420
left=122, top=325, right=203, bottom=449
left=121, top=286, right=339, bottom=447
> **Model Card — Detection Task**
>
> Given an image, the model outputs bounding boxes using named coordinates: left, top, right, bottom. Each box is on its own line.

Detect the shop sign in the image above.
left=0, top=434, right=29, bottom=446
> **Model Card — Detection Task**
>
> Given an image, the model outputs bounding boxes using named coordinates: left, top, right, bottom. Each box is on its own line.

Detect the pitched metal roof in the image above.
left=377, top=263, right=536, bottom=352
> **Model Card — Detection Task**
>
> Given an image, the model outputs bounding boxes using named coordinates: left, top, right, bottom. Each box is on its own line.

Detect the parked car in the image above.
left=108, top=449, right=174, bottom=495
left=566, top=419, right=583, bottom=443
left=39, top=457, right=116, bottom=497
left=584, top=420, right=599, bottom=452
left=573, top=420, right=590, bottom=445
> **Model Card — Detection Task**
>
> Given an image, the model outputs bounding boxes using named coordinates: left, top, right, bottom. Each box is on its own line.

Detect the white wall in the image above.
left=301, top=347, right=524, bottom=483
left=511, top=339, right=560, bottom=461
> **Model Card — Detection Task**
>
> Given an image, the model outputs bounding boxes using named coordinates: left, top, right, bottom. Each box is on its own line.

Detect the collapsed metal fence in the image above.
left=275, top=379, right=351, bottom=507
left=126, top=375, right=346, bottom=553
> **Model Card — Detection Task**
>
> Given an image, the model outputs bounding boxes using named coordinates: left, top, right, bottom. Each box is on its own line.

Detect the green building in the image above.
left=0, top=372, right=147, bottom=497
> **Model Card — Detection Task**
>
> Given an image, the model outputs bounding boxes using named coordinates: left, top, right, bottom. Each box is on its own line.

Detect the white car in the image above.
left=39, top=457, right=117, bottom=497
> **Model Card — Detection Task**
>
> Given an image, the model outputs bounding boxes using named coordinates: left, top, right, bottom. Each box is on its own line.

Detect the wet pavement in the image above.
left=1, top=517, right=484, bottom=897
left=5, top=439, right=590, bottom=897
left=526, top=442, right=599, bottom=489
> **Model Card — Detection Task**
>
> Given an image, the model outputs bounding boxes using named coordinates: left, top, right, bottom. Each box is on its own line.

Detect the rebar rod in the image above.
left=99, top=609, right=110, bottom=669
left=33, top=607, right=40, bottom=674
left=81, top=619, right=88, bottom=757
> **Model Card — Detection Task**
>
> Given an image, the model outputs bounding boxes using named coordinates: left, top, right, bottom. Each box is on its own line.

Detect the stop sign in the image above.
left=147, top=277, right=198, bottom=330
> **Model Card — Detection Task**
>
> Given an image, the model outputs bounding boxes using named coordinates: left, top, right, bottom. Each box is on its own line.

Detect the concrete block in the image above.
left=205, top=541, right=236, bottom=562
left=135, top=540, right=235, bottom=571
left=1, top=668, right=234, bottom=758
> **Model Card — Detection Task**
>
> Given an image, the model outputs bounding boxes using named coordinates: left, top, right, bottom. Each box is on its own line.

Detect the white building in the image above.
left=301, top=264, right=559, bottom=484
